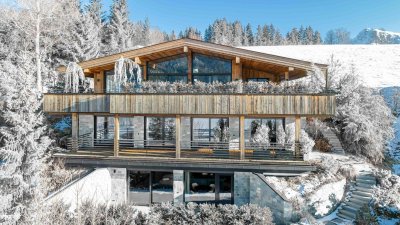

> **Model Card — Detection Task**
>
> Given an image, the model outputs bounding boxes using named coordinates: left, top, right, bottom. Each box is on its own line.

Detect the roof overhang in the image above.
left=57, top=38, right=328, bottom=78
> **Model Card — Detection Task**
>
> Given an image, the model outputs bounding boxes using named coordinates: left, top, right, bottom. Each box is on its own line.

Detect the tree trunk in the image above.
left=35, top=5, right=42, bottom=92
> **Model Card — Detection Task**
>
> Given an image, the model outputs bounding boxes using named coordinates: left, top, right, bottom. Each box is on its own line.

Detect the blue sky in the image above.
left=97, top=0, right=400, bottom=37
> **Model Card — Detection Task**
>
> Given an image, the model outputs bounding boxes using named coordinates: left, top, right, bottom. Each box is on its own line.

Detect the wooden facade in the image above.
left=44, top=93, right=335, bottom=116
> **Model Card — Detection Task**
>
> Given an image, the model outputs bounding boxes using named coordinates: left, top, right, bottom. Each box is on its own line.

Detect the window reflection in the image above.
left=192, top=118, right=229, bottom=142
left=245, top=118, right=284, bottom=142
left=147, top=54, right=188, bottom=82
left=192, top=53, right=231, bottom=83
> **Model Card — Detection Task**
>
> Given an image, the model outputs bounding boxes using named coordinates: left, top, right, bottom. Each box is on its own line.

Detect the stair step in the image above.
left=344, top=201, right=364, bottom=209
left=352, top=191, right=372, bottom=198
left=337, top=212, right=355, bottom=221
left=342, top=205, right=359, bottom=213
left=355, top=185, right=373, bottom=193
left=338, top=209, right=357, bottom=219
left=350, top=194, right=371, bottom=203
left=356, top=179, right=376, bottom=185
left=356, top=182, right=375, bottom=189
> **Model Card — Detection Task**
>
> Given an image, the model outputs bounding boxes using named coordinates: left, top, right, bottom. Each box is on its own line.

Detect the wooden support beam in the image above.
left=187, top=50, right=192, bottom=83
left=142, top=61, right=147, bottom=81
left=183, top=46, right=188, bottom=53
left=288, top=67, right=294, bottom=72
left=114, top=114, right=120, bottom=157
left=295, top=116, right=301, bottom=157
left=232, top=60, right=242, bottom=81
left=239, top=116, right=245, bottom=160
left=71, top=113, right=78, bottom=152
left=324, top=68, right=328, bottom=90
left=235, top=56, right=240, bottom=64
left=284, top=71, right=289, bottom=81
left=134, top=57, right=141, bottom=64
left=94, top=71, right=105, bottom=93
left=176, top=115, right=181, bottom=159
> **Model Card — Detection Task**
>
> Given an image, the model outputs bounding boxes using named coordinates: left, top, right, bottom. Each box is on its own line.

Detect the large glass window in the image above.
left=119, top=117, right=134, bottom=139
left=192, top=53, right=231, bottom=83
left=245, top=118, right=285, bottom=143
left=152, top=172, right=173, bottom=203
left=146, top=117, right=175, bottom=141
left=129, top=171, right=150, bottom=205
left=192, top=118, right=229, bottom=142
left=95, top=116, right=114, bottom=139
left=105, top=68, right=141, bottom=93
left=185, top=172, right=233, bottom=204
left=147, top=54, right=188, bottom=82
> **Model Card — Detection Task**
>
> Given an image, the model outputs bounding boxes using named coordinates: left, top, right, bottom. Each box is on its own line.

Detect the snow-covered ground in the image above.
left=242, top=45, right=400, bottom=88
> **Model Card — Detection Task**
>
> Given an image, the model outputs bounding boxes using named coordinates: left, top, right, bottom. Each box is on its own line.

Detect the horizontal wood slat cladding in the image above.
left=43, top=94, right=109, bottom=113
left=109, top=94, right=335, bottom=116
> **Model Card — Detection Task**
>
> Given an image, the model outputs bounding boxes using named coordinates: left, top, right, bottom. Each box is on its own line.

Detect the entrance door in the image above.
left=185, top=172, right=233, bottom=204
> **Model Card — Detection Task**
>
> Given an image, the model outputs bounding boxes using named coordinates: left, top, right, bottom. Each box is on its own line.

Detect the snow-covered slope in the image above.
left=242, top=45, right=400, bottom=88
left=353, top=28, right=400, bottom=44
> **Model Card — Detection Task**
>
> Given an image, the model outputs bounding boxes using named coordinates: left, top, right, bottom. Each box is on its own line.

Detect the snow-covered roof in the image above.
left=241, top=45, right=400, bottom=88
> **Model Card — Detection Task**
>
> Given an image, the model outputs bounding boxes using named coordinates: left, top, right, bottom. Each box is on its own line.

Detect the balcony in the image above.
left=44, top=92, right=335, bottom=116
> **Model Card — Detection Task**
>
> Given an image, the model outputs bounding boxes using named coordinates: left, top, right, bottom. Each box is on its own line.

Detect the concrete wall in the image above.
left=133, top=116, right=145, bottom=147
left=173, top=170, right=184, bottom=204
left=181, top=117, right=191, bottom=149
left=234, top=172, right=293, bottom=225
left=108, top=168, right=127, bottom=204
left=229, top=117, right=240, bottom=150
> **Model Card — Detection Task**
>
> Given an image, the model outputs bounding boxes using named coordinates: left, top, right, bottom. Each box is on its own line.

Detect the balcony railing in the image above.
left=44, top=93, right=336, bottom=116
left=66, top=137, right=303, bottom=161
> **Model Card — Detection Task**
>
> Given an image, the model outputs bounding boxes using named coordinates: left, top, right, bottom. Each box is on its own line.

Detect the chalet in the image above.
left=44, top=38, right=335, bottom=224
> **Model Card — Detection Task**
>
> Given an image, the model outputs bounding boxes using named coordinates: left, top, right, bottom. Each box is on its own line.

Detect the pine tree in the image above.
left=107, top=0, right=133, bottom=53
left=313, top=31, right=322, bottom=44
left=244, top=23, right=254, bottom=46
left=204, top=25, right=213, bottom=42
left=0, top=53, right=51, bottom=224
left=305, top=26, right=314, bottom=45
left=232, top=21, right=243, bottom=46
left=255, top=25, right=263, bottom=45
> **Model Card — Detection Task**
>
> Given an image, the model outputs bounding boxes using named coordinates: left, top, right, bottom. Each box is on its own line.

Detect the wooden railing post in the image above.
left=114, top=114, right=119, bottom=157
left=295, top=116, right=301, bottom=157
left=176, top=115, right=181, bottom=159
left=239, top=116, right=245, bottom=160
left=71, top=113, right=79, bottom=152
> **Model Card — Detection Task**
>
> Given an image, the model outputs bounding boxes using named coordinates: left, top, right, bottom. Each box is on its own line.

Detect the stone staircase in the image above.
left=336, top=172, right=376, bottom=221
left=321, top=128, right=345, bottom=155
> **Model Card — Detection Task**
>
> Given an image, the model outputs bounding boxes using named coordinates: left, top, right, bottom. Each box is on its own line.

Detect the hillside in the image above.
left=242, top=45, right=400, bottom=88
left=353, top=28, right=400, bottom=44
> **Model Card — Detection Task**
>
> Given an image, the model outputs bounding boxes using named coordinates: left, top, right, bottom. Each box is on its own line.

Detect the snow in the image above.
left=308, top=179, right=346, bottom=217
left=389, top=115, right=400, bottom=175
left=241, top=45, right=400, bottom=88
left=46, top=168, right=112, bottom=211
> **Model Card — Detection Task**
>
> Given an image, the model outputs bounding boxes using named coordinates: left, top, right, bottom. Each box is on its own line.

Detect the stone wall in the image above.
left=173, top=170, right=184, bottom=204
left=181, top=117, right=191, bottom=149
left=108, top=168, right=127, bottom=204
left=234, top=172, right=293, bottom=225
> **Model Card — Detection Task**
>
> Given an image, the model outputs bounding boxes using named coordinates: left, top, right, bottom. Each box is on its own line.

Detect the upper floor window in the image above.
left=147, top=54, right=188, bottom=83
left=192, top=53, right=231, bottom=83
left=105, top=67, right=141, bottom=93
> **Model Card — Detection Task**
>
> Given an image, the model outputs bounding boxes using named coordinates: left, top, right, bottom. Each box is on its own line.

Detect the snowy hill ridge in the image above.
left=242, top=45, right=400, bottom=88
left=353, top=28, right=400, bottom=44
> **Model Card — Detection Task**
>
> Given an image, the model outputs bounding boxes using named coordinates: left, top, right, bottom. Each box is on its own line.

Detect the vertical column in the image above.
left=173, top=170, right=184, bottom=205
left=229, top=117, right=240, bottom=150
left=181, top=117, right=191, bottom=149
left=176, top=115, right=181, bottom=159
left=114, top=114, right=120, bottom=157
left=142, top=61, right=147, bottom=81
left=325, top=68, right=329, bottom=91
left=71, top=113, right=79, bottom=151
left=239, top=116, right=245, bottom=160
left=187, top=50, right=192, bottom=83
left=295, top=116, right=301, bottom=157
left=133, top=116, right=145, bottom=148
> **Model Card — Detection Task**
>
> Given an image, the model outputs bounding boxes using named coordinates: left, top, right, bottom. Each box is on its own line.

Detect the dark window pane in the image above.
left=193, top=53, right=231, bottom=74
left=146, top=117, right=175, bottom=141
left=152, top=172, right=173, bottom=203
left=147, top=54, right=188, bottom=82
left=129, top=171, right=150, bottom=191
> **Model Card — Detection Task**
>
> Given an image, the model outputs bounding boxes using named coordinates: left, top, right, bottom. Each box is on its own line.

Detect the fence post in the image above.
left=239, top=116, right=245, bottom=160
left=114, top=114, right=119, bottom=157
left=176, top=115, right=181, bottom=159
left=295, top=116, right=301, bottom=157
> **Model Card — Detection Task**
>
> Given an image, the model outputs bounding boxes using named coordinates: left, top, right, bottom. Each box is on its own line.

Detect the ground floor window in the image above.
left=128, top=170, right=173, bottom=205
left=146, top=117, right=175, bottom=141
left=185, top=172, right=233, bottom=204
left=192, top=118, right=229, bottom=142
left=244, top=118, right=285, bottom=143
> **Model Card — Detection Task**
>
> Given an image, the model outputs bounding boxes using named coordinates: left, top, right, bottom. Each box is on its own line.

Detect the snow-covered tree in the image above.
left=285, top=123, right=295, bottom=144
left=325, top=28, right=351, bottom=44
left=106, top=0, right=133, bottom=53
left=213, top=119, right=230, bottom=142
left=300, top=130, right=315, bottom=155
left=243, top=23, right=254, bottom=46
left=276, top=123, right=286, bottom=145
left=0, top=53, right=51, bottom=224
left=334, top=68, right=395, bottom=164
left=373, top=170, right=400, bottom=212
left=252, top=124, right=270, bottom=146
